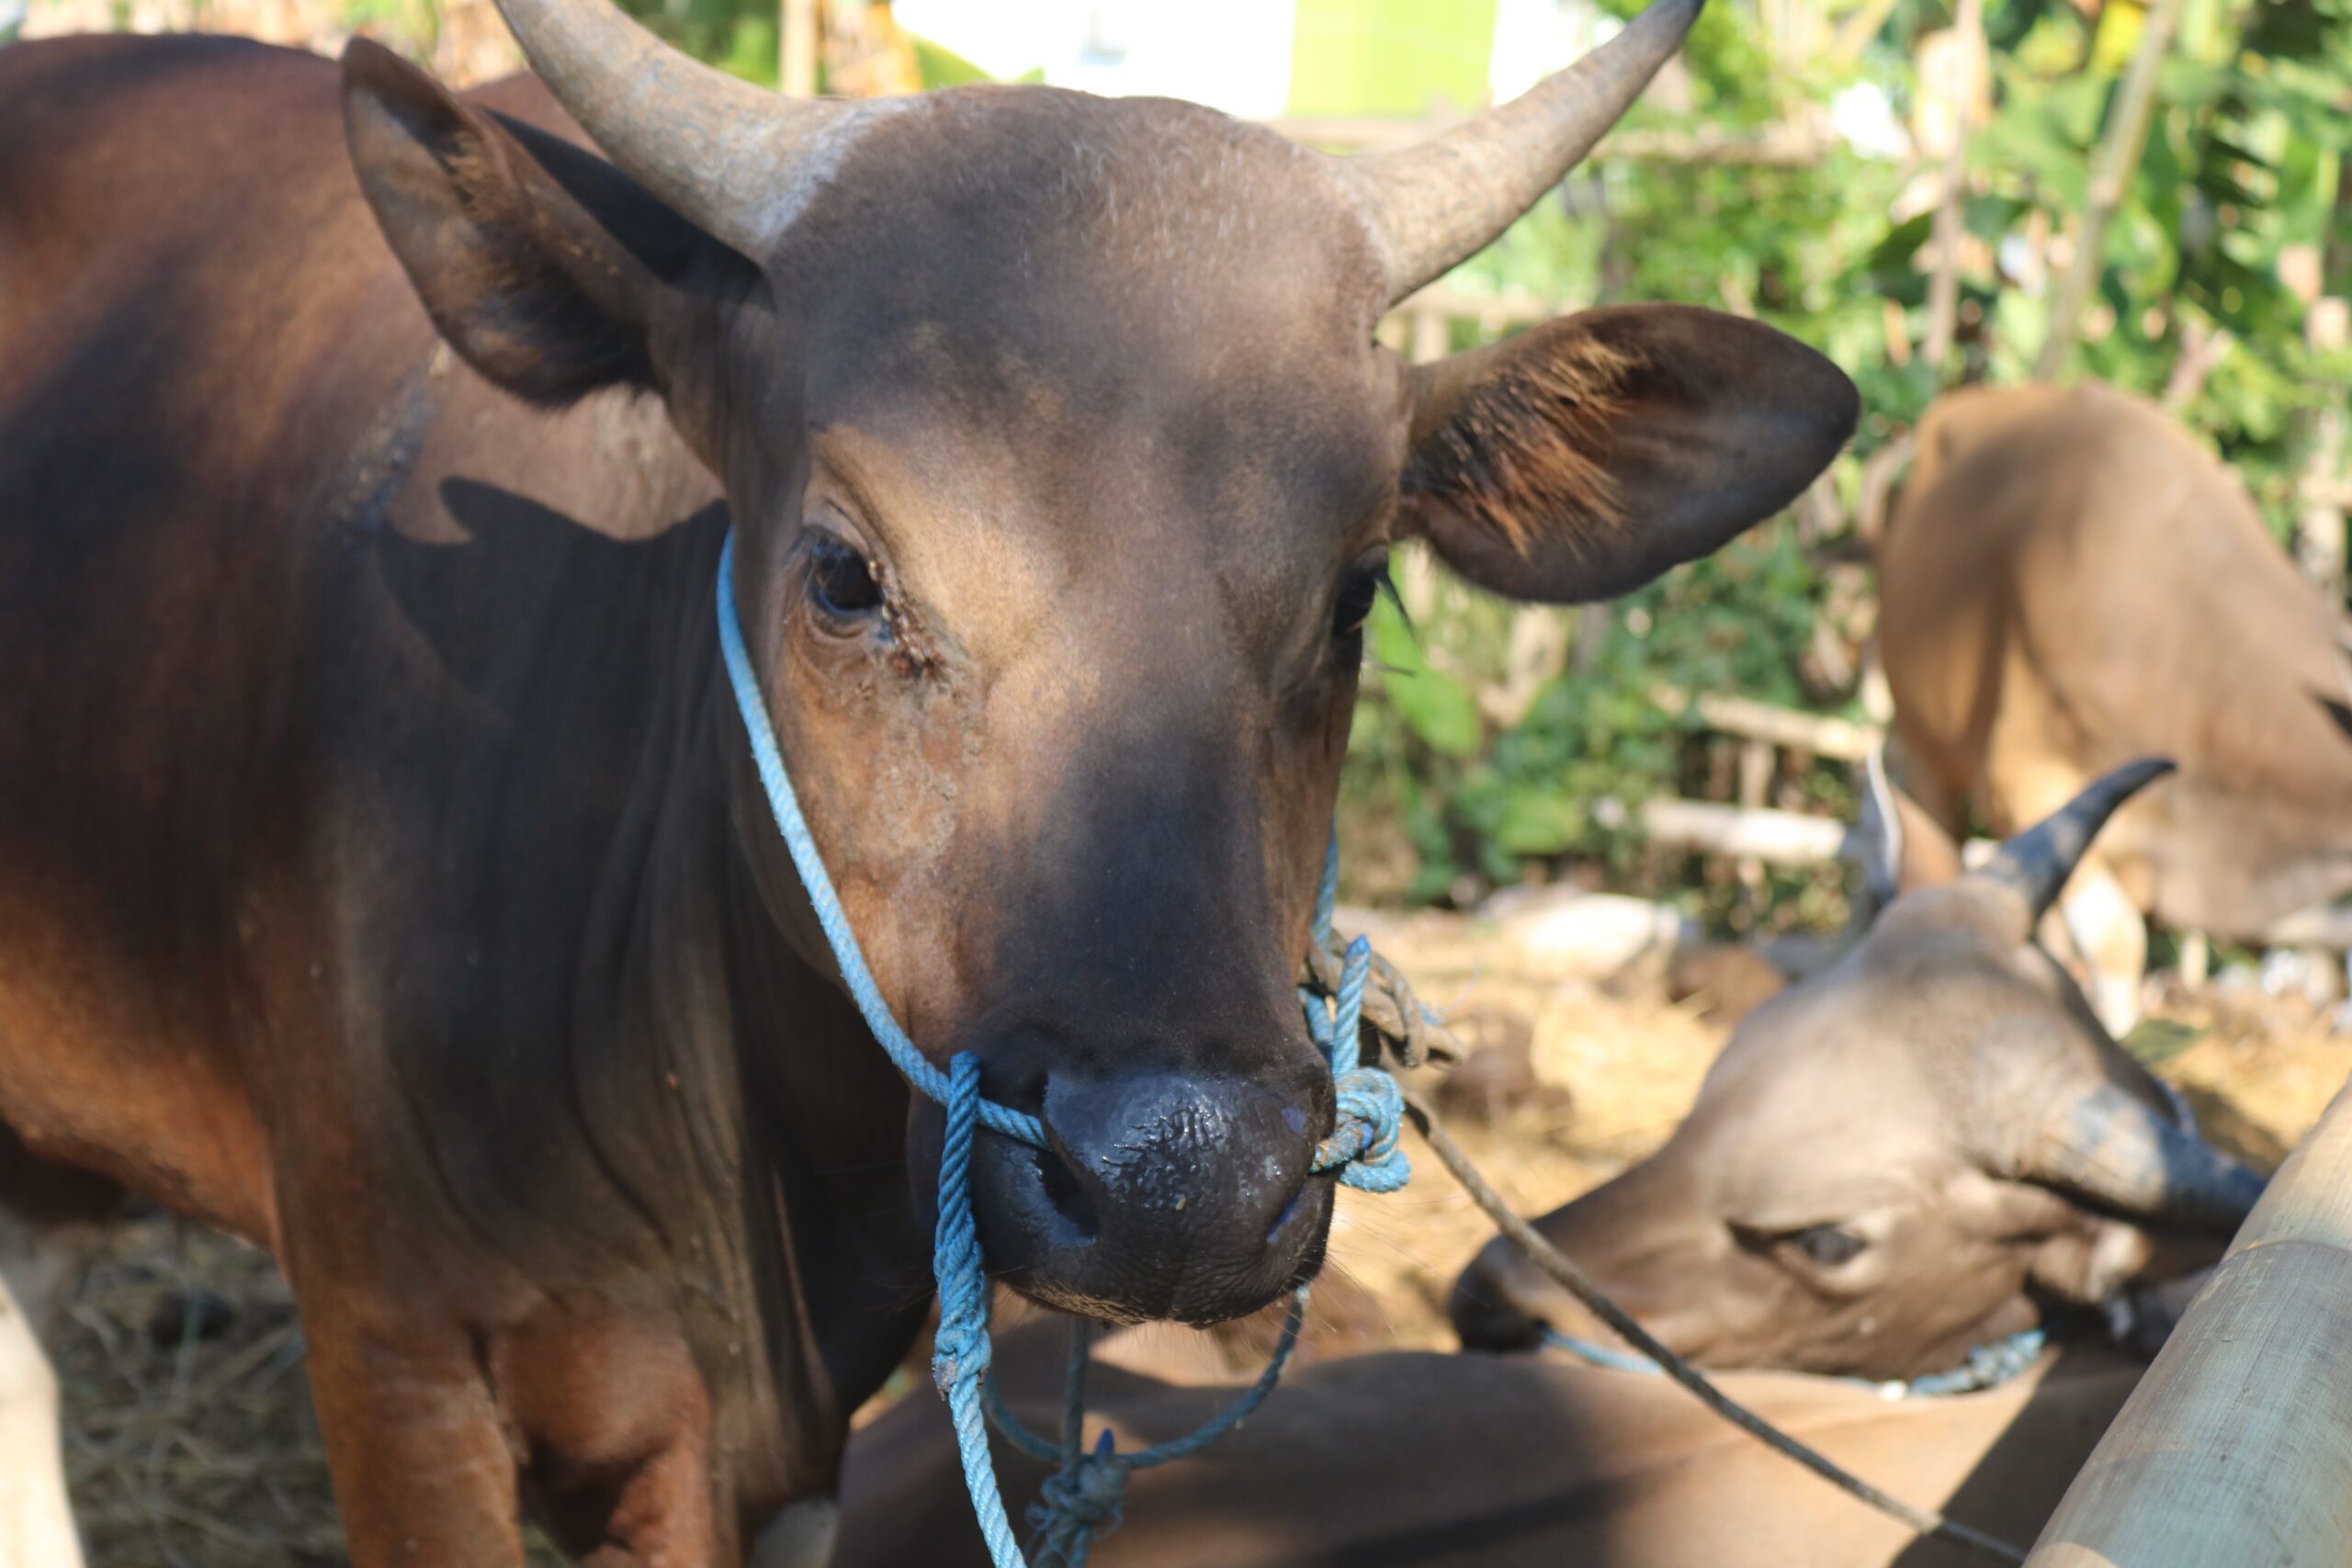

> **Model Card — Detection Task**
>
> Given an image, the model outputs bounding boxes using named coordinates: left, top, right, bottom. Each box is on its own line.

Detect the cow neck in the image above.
left=592, top=519, right=933, bottom=1502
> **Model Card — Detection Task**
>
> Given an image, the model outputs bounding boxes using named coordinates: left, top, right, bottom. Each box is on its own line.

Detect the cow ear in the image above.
left=1400, top=304, right=1859, bottom=604
left=340, top=39, right=736, bottom=407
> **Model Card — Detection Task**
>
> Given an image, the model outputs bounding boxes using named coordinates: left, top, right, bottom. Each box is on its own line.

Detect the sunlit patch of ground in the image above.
left=48, top=911, right=2349, bottom=1563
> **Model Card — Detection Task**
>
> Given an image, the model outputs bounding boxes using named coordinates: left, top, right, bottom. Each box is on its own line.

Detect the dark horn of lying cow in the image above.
left=490, top=0, right=852, bottom=259
left=1973, top=757, right=2176, bottom=932
left=1338, top=0, right=1702, bottom=303
left=2020, top=1081, right=2267, bottom=1235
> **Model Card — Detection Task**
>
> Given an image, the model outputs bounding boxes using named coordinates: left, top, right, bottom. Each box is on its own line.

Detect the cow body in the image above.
left=0, top=36, right=922, bottom=1559
left=1878, top=382, right=2352, bottom=1024
left=835, top=1327, right=2143, bottom=1568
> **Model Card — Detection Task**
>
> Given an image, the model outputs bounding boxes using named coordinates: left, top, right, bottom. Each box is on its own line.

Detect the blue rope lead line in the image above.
left=718, top=535, right=1409, bottom=1567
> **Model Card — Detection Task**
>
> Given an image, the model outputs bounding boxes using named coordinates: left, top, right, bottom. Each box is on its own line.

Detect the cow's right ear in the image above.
left=1399, top=304, right=1859, bottom=604
left=340, top=39, right=736, bottom=407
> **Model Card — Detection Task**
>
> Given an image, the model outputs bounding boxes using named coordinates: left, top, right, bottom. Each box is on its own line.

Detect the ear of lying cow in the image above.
left=340, top=39, right=729, bottom=407
left=1396, top=303, right=1860, bottom=604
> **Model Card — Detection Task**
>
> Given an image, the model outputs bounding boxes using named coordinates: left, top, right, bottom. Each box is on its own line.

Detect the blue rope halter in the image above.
left=1539, top=1325, right=2052, bottom=1401
left=716, top=534, right=1410, bottom=1566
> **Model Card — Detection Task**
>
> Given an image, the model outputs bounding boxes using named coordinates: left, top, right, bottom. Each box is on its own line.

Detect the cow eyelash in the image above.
left=1334, top=557, right=1399, bottom=643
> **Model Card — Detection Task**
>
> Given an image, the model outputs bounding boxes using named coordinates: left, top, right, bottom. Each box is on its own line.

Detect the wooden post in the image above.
left=2032, top=0, right=2186, bottom=379
left=2025, top=1071, right=2352, bottom=1565
left=781, top=0, right=819, bottom=97
left=1409, top=305, right=1451, bottom=365
left=1920, top=0, right=1984, bottom=372
left=2298, top=299, right=2349, bottom=601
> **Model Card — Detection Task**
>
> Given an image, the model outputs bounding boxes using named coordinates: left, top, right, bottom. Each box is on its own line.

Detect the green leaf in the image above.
left=1384, top=666, right=1486, bottom=758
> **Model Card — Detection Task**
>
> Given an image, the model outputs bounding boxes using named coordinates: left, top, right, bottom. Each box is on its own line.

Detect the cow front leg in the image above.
left=2058, top=858, right=2147, bottom=1036
left=0, top=1217, right=84, bottom=1568
left=303, top=1319, right=529, bottom=1568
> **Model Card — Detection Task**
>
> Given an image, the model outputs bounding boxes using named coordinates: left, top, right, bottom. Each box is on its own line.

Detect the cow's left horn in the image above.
left=492, top=0, right=856, bottom=258
left=2016, top=1081, right=2267, bottom=1235
left=1335, top=0, right=1702, bottom=302
left=1973, top=757, right=2176, bottom=935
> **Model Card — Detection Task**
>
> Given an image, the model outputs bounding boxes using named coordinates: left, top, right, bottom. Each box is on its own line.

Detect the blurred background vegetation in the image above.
left=16, top=0, right=2347, bottom=933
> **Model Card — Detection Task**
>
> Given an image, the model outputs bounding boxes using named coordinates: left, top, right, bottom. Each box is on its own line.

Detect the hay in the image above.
left=46, top=913, right=2347, bottom=1562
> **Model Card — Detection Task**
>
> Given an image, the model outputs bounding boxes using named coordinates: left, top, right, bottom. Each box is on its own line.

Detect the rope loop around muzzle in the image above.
left=717, top=533, right=1418, bottom=1568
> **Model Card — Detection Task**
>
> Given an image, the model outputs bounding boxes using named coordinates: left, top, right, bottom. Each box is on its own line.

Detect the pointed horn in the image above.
left=2014, top=1081, right=2267, bottom=1235
left=492, top=0, right=860, bottom=258
left=1855, top=746, right=1905, bottom=917
left=1337, top=0, right=1702, bottom=302
left=1973, top=758, right=2176, bottom=932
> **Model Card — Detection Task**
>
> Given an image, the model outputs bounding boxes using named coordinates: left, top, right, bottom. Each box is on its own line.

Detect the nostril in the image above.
left=1035, top=1143, right=1100, bottom=1247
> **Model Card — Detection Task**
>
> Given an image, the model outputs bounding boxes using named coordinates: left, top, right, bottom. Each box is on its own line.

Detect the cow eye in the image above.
left=1786, top=1224, right=1868, bottom=1269
left=808, top=534, right=882, bottom=619
left=1333, top=557, right=1394, bottom=640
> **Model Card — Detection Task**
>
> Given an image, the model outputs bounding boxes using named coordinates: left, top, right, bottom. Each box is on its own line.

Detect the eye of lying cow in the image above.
left=1333, top=556, right=1395, bottom=641
left=807, top=533, right=884, bottom=621
left=1784, top=1223, right=1868, bottom=1269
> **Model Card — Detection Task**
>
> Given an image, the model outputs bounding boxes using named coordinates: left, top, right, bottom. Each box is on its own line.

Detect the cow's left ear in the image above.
left=1400, top=304, right=1859, bottom=603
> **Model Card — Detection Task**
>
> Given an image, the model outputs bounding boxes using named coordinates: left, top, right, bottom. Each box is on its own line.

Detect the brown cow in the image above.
left=1878, top=380, right=2352, bottom=1031
left=0, top=2, right=1856, bottom=1562
left=1453, top=761, right=2262, bottom=1379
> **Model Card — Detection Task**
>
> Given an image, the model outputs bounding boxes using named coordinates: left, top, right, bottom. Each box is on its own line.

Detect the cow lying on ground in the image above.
left=1452, top=760, right=2262, bottom=1377
left=0, top=0, right=1858, bottom=1561
left=829, top=765, right=2249, bottom=1568
left=1877, top=381, right=2352, bottom=1031
left=834, top=1326, right=2143, bottom=1568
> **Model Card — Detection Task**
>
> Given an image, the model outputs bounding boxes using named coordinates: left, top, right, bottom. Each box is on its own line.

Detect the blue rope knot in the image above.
left=716, top=534, right=1419, bottom=1568
left=1027, top=1432, right=1132, bottom=1567
left=1306, top=936, right=1412, bottom=1192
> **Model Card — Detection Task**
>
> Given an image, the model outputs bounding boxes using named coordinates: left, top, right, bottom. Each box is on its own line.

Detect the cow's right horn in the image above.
left=492, top=0, right=860, bottom=259
left=2015, top=1081, right=2267, bottom=1235
left=1973, top=758, right=2176, bottom=937
left=1335, top=0, right=1702, bottom=302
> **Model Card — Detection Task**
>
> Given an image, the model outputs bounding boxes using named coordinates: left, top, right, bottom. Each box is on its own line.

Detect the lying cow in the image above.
left=833, top=1331, right=2144, bottom=1568
left=0, top=0, right=1858, bottom=1562
left=1878, top=380, right=2352, bottom=1031
left=1453, top=760, right=2263, bottom=1378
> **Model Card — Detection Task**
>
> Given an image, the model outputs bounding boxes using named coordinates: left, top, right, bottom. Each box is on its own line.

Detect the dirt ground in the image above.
left=48, top=911, right=2351, bottom=1568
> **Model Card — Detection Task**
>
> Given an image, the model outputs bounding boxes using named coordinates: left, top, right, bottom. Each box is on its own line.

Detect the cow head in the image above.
left=1453, top=760, right=2266, bottom=1378
left=339, top=0, right=1857, bottom=1328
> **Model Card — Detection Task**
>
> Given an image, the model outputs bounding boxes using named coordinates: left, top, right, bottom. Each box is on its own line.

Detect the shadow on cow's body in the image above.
left=0, top=4, right=1860, bottom=1562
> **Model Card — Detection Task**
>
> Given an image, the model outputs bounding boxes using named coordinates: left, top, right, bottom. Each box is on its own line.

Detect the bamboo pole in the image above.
left=2024, top=1071, right=2352, bottom=1567
left=2031, top=0, right=2186, bottom=379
